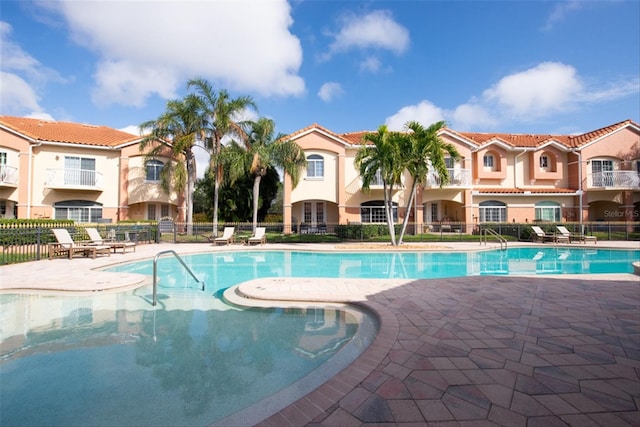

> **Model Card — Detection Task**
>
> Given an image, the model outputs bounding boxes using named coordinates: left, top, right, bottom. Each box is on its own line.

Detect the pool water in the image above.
left=0, top=291, right=374, bottom=426
left=109, top=247, right=640, bottom=295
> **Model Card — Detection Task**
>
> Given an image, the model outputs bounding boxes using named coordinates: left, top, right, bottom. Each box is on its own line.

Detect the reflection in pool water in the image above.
left=0, top=290, right=373, bottom=426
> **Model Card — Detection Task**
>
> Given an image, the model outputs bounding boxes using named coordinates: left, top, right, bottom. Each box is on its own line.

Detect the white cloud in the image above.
left=0, top=21, right=66, bottom=117
left=483, top=62, right=583, bottom=118
left=322, top=10, right=409, bottom=61
left=38, top=0, right=305, bottom=107
left=119, top=125, right=141, bottom=137
left=0, top=72, right=42, bottom=115
left=384, top=101, right=445, bottom=131
left=451, top=103, right=498, bottom=130
left=359, top=56, right=382, bottom=73
left=385, top=61, right=638, bottom=132
left=318, top=82, right=344, bottom=102
left=542, top=1, right=582, bottom=31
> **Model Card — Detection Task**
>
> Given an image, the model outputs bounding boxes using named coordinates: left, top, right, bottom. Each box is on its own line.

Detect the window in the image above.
left=360, top=200, right=397, bottom=223
left=302, top=201, right=324, bottom=225
left=483, top=154, right=494, bottom=168
left=54, top=200, right=102, bottom=223
left=316, top=202, right=325, bottom=224
left=371, top=170, right=384, bottom=186
left=479, top=200, right=506, bottom=222
left=535, top=201, right=561, bottom=222
left=591, top=159, right=614, bottom=186
left=146, top=159, right=163, bottom=181
left=539, top=155, right=549, bottom=169
left=430, top=203, right=438, bottom=222
left=0, top=200, right=5, bottom=216
left=304, top=202, right=312, bottom=223
left=306, top=154, right=324, bottom=178
left=444, top=157, right=455, bottom=169
left=147, top=204, right=157, bottom=221
left=0, top=152, right=6, bottom=180
left=161, top=204, right=170, bottom=218
left=64, top=156, right=96, bottom=186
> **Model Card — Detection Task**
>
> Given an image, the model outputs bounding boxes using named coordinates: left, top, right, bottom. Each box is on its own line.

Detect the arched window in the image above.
left=360, top=200, right=397, bottom=223
left=306, top=154, right=324, bottom=179
left=479, top=200, right=506, bottom=223
left=54, top=200, right=103, bottom=223
left=146, top=159, right=164, bottom=181
left=535, top=201, right=561, bottom=222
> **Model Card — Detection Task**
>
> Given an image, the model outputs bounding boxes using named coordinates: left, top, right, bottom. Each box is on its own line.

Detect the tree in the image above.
left=355, top=125, right=405, bottom=245
left=187, top=78, right=257, bottom=233
left=139, top=95, right=205, bottom=233
left=222, top=117, right=307, bottom=232
left=397, top=121, right=460, bottom=245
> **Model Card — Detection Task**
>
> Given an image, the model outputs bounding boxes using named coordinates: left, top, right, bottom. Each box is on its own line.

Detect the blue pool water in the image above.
left=108, top=247, right=640, bottom=295
left=0, top=291, right=374, bottom=426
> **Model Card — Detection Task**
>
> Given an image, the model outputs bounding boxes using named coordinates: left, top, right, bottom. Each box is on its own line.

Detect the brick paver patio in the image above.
left=257, top=275, right=640, bottom=426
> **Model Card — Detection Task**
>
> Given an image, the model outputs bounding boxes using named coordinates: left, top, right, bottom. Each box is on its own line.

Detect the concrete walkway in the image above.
left=1, top=241, right=639, bottom=426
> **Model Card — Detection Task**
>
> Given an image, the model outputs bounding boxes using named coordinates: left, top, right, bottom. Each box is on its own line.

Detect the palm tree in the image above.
left=222, top=117, right=307, bottom=232
left=397, top=121, right=460, bottom=245
left=139, top=94, right=205, bottom=233
left=355, top=125, right=405, bottom=246
left=187, top=78, right=257, bottom=233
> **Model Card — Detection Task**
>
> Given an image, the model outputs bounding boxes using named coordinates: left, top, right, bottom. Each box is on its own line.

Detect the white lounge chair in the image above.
left=557, top=225, right=596, bottom=244
left=85, top=227, right=136, bottom=253
left=531, top=226, right=555, bottom=243
left=247, top=227, right=266, bottom=245
left=49, top=228, right=111, bottom=260
left=214, top=227, right=235, bottom=245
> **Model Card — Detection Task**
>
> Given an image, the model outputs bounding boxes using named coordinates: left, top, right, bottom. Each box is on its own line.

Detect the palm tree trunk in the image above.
left=383, top=183, right=397, bottom=246
left=252, top=175, right=261, bottom=233
left=397, top=182, right=417, bottom=246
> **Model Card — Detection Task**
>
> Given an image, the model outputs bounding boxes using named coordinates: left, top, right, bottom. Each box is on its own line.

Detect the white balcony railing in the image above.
left=587, top=171, right=640, bottom=189
left=0, top=165, right=18, bottom=186
left=426, top=168, right=471, bottom=187
left=45, top=168, right=104, bottom=190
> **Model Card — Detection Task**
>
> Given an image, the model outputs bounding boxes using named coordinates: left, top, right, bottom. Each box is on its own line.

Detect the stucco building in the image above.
left=282, top=120, right=640, bottom=232
left=0, top=116, right=184, bottom=222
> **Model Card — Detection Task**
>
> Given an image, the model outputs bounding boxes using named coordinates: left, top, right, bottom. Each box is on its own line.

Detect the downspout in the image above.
left=27, top=141, right=43, bottom=218
left=577, top=150, right=583, bottom=231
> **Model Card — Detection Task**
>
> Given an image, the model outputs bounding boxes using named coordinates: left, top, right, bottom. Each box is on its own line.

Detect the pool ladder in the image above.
left=152, top=250, right=205, bottom=306
left=480, top=228, right=507, bottom=250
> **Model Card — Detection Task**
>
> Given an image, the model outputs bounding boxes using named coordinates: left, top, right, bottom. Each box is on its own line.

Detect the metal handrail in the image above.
left=480, top=228, right=507, bottom=250
left=152, top=250, right=205, bottom=306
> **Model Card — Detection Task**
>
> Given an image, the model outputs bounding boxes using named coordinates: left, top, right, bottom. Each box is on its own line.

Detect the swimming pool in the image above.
left=109, top=246, right=640, bottom=295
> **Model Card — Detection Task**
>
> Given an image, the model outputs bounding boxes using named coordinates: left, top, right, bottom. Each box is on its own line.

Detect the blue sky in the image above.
left=2, top=0, right=639, bottom=140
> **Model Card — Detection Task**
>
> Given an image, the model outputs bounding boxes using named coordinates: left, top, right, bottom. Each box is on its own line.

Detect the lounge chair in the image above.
left=557, top=225, right=597, bottom=244
left=49, top=228, right=111, bottom=260
left=86, top=227, right=136, bottom=253
left=247, top=227, right=266, bottom=245
left=213, top=227, right=235, bottom=245
left=531, top=226, right=558, bottom=243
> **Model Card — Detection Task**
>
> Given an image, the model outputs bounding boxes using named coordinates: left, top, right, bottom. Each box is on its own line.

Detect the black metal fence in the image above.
left=0, top=223, right=158, bottom=265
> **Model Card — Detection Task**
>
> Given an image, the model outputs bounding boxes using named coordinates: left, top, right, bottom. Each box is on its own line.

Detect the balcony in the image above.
left=426, top=168, right=471, bottom=187
left=0, top=165, right=18, bottom=187
left=45, top=168, right=104, bottom=191
left=587, top=171, right=640, bottom=189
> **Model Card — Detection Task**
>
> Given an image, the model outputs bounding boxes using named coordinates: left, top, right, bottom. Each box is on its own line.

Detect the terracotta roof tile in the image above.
left=565, top=119, right=638, bottom=148
left=0, top=116, right=139, bottom=147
